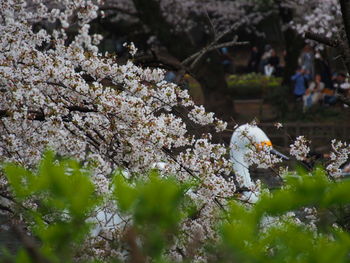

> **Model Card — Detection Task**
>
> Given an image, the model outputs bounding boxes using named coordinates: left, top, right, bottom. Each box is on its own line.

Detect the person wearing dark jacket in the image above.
left=264, top=49, right=280, bottom=77
left=248, top=46, right=261, bottom=73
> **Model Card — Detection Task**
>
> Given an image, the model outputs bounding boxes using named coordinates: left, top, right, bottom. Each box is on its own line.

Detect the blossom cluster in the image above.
left=234, top=123, right=282, bottom=170
left=290, top=136, right=310, bottom=161
left=326, top=140, right=350, bottom=178
left=245, top=144, right=282, bottom=169
left=285, top=0, right=341, bottom=48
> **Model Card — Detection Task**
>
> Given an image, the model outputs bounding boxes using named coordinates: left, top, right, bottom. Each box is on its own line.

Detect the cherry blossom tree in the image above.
left=0, top=0, right=237, bottom=260
left=287, top=0, right=340, bottom=44
left=1, top=0, right=350, bottom=261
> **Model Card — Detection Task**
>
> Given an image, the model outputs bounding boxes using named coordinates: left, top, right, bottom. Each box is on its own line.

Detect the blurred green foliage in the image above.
left=3, top=150, right=100, bottom=262
left=2, top=154, right=350, bottom=262
left=216, top=166, right=350, bottom=263
left=113, top=170, right=188, bottom=260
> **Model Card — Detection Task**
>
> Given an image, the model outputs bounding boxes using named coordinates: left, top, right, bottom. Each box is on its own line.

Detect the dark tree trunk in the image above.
left=282, top=29, right=305, bottom=85
left=339, top=0, right=350, bottom=73
left=275, top=0, right=305, bottom=85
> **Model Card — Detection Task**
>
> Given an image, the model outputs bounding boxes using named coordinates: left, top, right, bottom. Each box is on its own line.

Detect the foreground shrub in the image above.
left=2, top=153, right=350, bottom=262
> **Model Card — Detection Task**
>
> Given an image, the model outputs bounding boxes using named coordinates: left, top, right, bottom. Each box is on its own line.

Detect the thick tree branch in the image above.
left=66, top=105, right=97, bottom=113
left=304, top=32, right=339, bottom=47
left=134, top=50, right=186, bottom=71
left=0, top=105, right=97, bottom=120
left=99, top=6, right=138, bottom=17
left=305, top=29, right=350, bottom=73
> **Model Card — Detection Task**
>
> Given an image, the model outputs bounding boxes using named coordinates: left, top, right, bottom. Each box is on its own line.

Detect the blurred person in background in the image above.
left=299, top=44, right=315, bottom=78
left=315, top=51, right=333, bottom=90
left=259, top=44, right=272, bottom=74
left=303, top=74, right=324, bottom=111
left=248, top=46, right=261, bottom=73
left=333, top=72, right=350, bottom=97
left=220, top=47, right=234, bottom=74
left=291, top=66, right=311, bottom=100
left=267, top=49, right=281, bottom=77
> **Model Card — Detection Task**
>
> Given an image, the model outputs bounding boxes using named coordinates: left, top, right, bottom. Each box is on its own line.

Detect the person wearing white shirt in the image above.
left=303, top=74, right=325, bottom=111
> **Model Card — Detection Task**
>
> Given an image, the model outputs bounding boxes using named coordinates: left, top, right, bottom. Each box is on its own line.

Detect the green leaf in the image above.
left=113, top=170, right=137, bottom=212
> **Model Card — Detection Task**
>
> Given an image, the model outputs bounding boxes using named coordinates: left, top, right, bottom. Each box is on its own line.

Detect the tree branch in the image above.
left=0, top=106, right=97, bottom=120
left=134, top=50, right=186, bottom=71
left=135, top=35, right=248, bottom=82
left=135, top=18, right=247, bottom=77
left=304, top=31, right=339, bottom=47
left=181, top=20, right=248, bottom=70
left=161, top=147, right=201, bottom=181
left=66, top=105, right=97, bottom=113
left=182, top=36, right=248, bottom=70
left=99, top=6, right=138, bottom=17
left=305, top=29, right=350, bottom=72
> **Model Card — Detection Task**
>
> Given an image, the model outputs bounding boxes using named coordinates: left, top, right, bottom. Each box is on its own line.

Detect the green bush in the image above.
left=227, top=73, right=282, bottom=99
left=216, top=167, right=350, bottom=262
left=114, top=170, right=188, bottom=260
left=2, top=153, right=350, bottom=262
left=3, top=151, right=100, bottom=262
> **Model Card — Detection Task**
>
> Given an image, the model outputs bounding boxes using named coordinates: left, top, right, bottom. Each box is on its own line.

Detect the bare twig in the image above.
left=136, top=21, right=247, bottom=75
left=183, top=36, right=249, bottom=70
left=161, top=147, right=201, bottom=181
left=204, top=8, right=217, bottom=39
